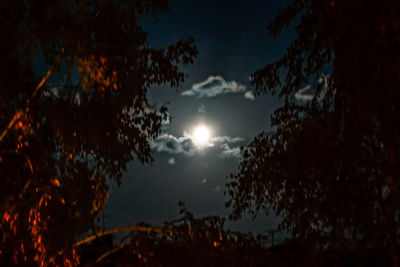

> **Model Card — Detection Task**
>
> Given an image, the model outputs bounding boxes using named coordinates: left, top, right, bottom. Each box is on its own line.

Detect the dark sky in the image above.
left=105, top=0, right=294, bottom=235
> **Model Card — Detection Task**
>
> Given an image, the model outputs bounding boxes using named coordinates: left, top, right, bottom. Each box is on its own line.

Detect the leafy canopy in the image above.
left=0, top=0, right=197, bottom=266
left=227, top=0, right=400, bottom=258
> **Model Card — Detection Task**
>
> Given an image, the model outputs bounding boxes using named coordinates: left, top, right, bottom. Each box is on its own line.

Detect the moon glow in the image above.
left=192, top=125, right=210, bottom=147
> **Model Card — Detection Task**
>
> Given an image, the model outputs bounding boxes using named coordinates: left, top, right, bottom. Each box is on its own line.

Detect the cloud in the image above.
left=151, top=132, right=244, bottom=159
left=210, top=136, right=244, bottom=144
left=294, top=85, right=314, bottom=101
left=213, top=185, right=221, bottom=192
left=219, top=143, right=241, bottom=159
left=295, top=74, right=330, bottom=102
left=161, top=116, right=170, bottom=126
left=150, top=133, right=197, bottom=156
left=168, top=157, right=176, bottom=165
left=143, top=107, right=170, bottom=125
left=244, top=91, right=255, bottom=100
left=181, top=75, right=246, bottom=98
left=124, top=107, right=170, bottom=129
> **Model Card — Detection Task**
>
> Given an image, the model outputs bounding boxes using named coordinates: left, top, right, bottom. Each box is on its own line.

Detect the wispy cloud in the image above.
left=295, top=74, right=330, bottom=101
left=211, top=136, right=244, bottom=144
left=124, top=107, right=170, bottom=128
left=181, top=75, right=246, bottom=98
left=294, top=85, right=314, bottom=101
left=150, top=133, right=197, bottom=156
left=244, top=91, right=255, bottom=100
left=151, top=132, right=244, bottom=159
left=213, top=185, right=221, bottom=192
left=143, top=107, right=170, bottom=126
left=219, top=143, right=241, bottom=159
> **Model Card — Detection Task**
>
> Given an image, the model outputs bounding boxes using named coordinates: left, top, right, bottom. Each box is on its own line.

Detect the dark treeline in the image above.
left=0, top=0, right=196, bottom=265
left=1, top=0, right=400, bottom=266
left=227, top=0, right=400, bottom=266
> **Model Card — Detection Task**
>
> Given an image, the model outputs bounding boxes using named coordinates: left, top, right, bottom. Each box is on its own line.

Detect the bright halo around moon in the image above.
left=192, top=125, right=211, bottom=148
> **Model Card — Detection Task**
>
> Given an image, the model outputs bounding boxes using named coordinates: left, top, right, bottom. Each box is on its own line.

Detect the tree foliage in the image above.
left=78, top=205, right=380, bottom=266
left=0, top=0, right=197, bottom=266
left=227, top=0, right=400, bottom=264
left=79, top=204, right=271, bottom=267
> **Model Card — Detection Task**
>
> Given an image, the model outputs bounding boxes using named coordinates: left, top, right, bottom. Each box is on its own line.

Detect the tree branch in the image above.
left=0, top=69, right=52, bottom=143
left=72, top=226, right=171, bottom=248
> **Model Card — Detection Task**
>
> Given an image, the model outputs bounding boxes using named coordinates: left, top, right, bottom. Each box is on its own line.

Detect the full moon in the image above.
left=192, top=125, right=210, bottom=147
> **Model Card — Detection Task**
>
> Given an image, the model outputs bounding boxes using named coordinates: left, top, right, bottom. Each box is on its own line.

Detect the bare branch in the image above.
left=0, top=69, right=52, bottom=143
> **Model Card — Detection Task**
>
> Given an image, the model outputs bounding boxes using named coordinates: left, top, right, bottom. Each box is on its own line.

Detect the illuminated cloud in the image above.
left=181, top=75, right=246, bottom=98
left=150, top=133, right=197, bottom=156
left=294, top=85, right=314, bottom=101
left=244, top=91, right=255, bottom=100
left=151, top=132, right=244, bottom=159
left=219, top=143, right=241, bottom=159
left=295, top=74, right=330, bottom=101
left=143, top=107, right=170, bottom=125
left=168, top=157, right=176, bottom=165
left=211, top=136, right=244, bottom=144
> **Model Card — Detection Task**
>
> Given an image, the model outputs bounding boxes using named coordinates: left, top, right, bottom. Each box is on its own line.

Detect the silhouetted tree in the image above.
left=78, top=204, right=271, bottom=266
left=75, top=204, right=381, bottom=267
left=227, top=0, right=400, bottom=265
left=0, top=0, right=197, bottom=266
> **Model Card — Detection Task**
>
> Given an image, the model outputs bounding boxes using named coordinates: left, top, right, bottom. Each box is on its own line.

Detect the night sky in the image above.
left=105, top=0, right=293, bottom=234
